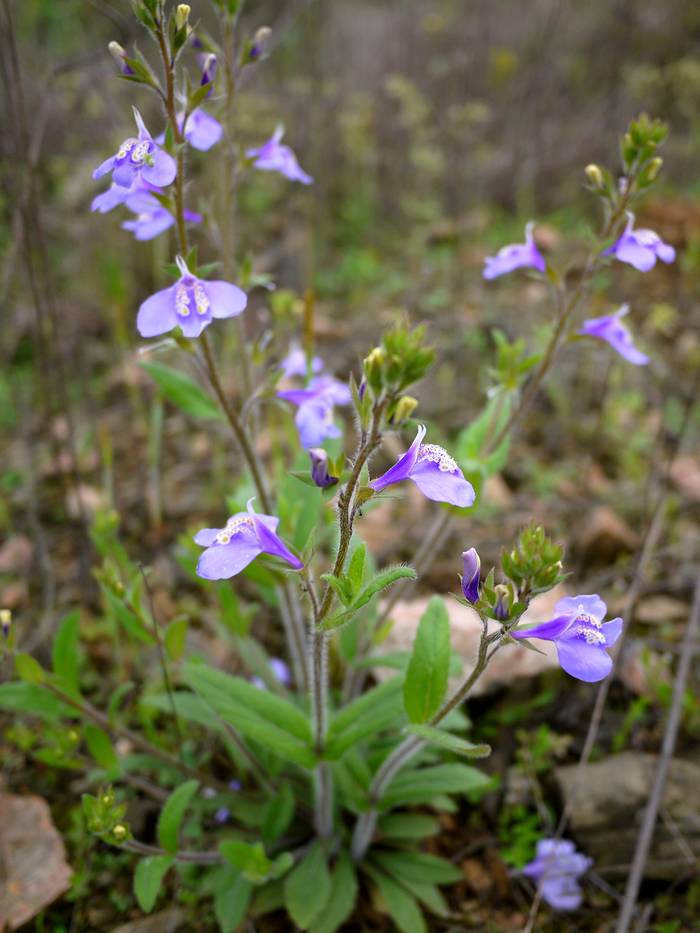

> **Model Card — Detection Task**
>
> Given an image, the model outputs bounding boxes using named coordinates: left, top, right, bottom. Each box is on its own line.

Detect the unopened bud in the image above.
left=175, top=4, right=191, bottom=30
left=647, top=156, right=663, bottom=181
left=108, top=41, right=134, bottom=76
left=461, top=548, right=481, bottom=604
left=199, top=52, right=217, bottom=92
left=363, top=346, right=386, bottom=392
left=309, top=448, right=338, bottom=489
left=493, top=584, right=509, bottom=621
left=392, top=395, right=418, bottom=424
left=0, top=609, right=11, bottom=637
left=249, top=26, right=272, bottom=61
left=584, top=163, right=603, bottom=188
left=112, top=824, right=128, bottom=841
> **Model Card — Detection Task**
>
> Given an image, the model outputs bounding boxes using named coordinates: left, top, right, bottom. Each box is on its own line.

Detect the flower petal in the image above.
left=512, top=613, right=576, bottom=643
left=656, top=242, right=676, bottom=264
left=602, top=617, right=623, bottom=646
left=113, top=161, right=137, bottom=187
left=193, top=528, right=221, bottom=546
left=615, top=238, right=657, bottom=272
left=556, top=639, right=612, bottom=682
left=196, top=539, right=262, bottom=580
left=252, top=515, right=303, bottom=569
left=184, top=109, right=223, bottom=151
left=295, top=398, right=339, bottom=448
left=122, top=209, right=174, bottom=241
left=541, top=876, right=583, bottom=911
left=91, top=183, right=128, bottom=212
left=408, top=458, right=475, bottom=507
left=137, top=286, right=177, bottom=338
left=178, top=311, right=210, bottom=339
left=204, top=280, right=248, bottom=319
left=93, top=155, right=116, bottom=180
left=143, top=149, right=177, bottom=187
left=369, top=425, right=427, bottom=492
left=554, top=595, right=607, bottom=622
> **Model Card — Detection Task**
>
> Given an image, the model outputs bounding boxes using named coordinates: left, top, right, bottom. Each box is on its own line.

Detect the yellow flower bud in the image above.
left=393, top=395, right=419, bottom=423
left=175, top=4, right=191, bottom=30
left=112, top=824, right=128, bottom=841
left=647, top=157, right=663, bottom=181
left=584, top=163, right=603, bottom=188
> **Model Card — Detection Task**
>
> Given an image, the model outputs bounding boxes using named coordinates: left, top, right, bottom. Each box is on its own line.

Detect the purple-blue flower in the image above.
left=604, top=212, right=675, bottom=272
left=246, top=126, right=313, bottom=185
left=280, top=343, right=323, bottom=379
left=369, top=425, right=475, bottom=509
left=121, top=191, right=202, bottom=241
left=309, top=448, right=338, bottom=488
left=522, top=839, right=592, bottom=911
left=136, top=255, right=246, bottom=339
left=483, top=222, right=546, bottom=280
left=251, top=657, right=292, bottom=690
left=180, top=108, right=223, bottom=152
left=277, top=375, right=351, bottom=448
left=93, top=107, right=177, bottom=189
left=194, top=500, right=303, bottom=581
left=578, top=304, right=649, bottom=366
left=91, top=177, right=155, bottom=214
left=461, top=548, right=481, bottom=603
left=512, top=594, right=622, bottom=683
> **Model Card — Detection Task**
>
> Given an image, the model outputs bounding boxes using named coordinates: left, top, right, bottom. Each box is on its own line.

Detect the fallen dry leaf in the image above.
left=0, top=793, right=72, bottom=930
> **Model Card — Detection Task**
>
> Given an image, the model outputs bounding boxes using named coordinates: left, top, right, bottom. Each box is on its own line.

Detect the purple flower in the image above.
left=369, top=425, right=476, bottom=509
left=195, top=500, right=303, bottom=580
left=604, top=212, right=675, bottom=272
left=214, top=807, right=231, bottom=824
left=522, top=839, right=592, bottom=911
left=461, top=548, right=481, bottom=603
left=91, top=176, right=161, bottom=214
left=136, top=255, right=246, bottom=339
left=199, top=53, right=217, bottom=94
left=246, top=126, right=313, bottom=185
left=108, top=41, right=134, bottom=76
left=93, top=107, right=176, bottom=189
left=277, top=375, right=351, bottom=448
left=251, top=657, right=292, bottom=690
left=578, top=304, right=649, bottom=366
left=157, top=109, right=223, bottom=152
left=280, top=343, right=323, bottom=379
left=309, top=448, right=338, bottom=488
left=512, top=594, right=622, bottom=683
left=483, top=222, right=546, bottom=280
left=121, top=191, right=202, bottom=241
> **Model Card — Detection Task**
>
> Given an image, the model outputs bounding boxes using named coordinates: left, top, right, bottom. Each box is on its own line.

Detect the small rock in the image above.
left=0, top=793, right=72, bottom=930
left=556, top=752, right=700, bottom=879
left=373, top=586, right=565, bottom=695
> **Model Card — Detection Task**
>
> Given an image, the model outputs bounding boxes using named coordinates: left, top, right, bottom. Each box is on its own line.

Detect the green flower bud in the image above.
left=584, top=163, right=603, bottom=188
left=647, top=156, right=663, bottom=181
left=392, top=395, right=419, bottom=423
left=175, top=4, right=191, bottom=29
left=112, top=824, right=128, bottom=841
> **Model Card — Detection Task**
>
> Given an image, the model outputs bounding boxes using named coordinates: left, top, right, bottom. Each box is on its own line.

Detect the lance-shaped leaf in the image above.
left=402, top=597, right=451, bottom=723
left=405, top=723, right=491, bottom=758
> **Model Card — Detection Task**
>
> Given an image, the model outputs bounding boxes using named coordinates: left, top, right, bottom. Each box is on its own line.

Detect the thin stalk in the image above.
left=351, top=627, right=493, bottom=860
left=125, top=839, right=222, bottom=865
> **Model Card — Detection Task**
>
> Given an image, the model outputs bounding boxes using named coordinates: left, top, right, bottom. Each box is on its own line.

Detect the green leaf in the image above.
left=322, top=565, right=416, bottom=630
left=214, top=868, right=252, bottom=933
left=348, top=544, right=366, bottom=591
left=84, top=724, right=120, bottom=773
left=164, top=617, right=188, bottom=661
left=157, top=779, right=199, bottom=853
left=376, top=813, right=441, bottom=841
left=141, top=360, right=223, bottom=421
left=183, top=663, right=315, bottom=768
left=308, top=853, right=358, bottom=933
left=133, top=855, right=173, bottom=913
left=364, top=864, right=426, bottom=933
left=14, top=652, right=45, bottom=684
left=405, top=724, right=491, bottom=758
left=380, top=763, right=490, bottom=808
left=403, top=597, right=450, bottom=723
left=0, top=682, right=77, bottom=721
left=372, top=850, right=462, bottom=885
left=220, top=840, right=292, bottom=884
left=261, top=784, right=295, bottom=847
left=284, top=842, right=331, bottom=930
left=52, top=610, right=81, bottom=695
left=326, top=677, right=404, bottom=759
